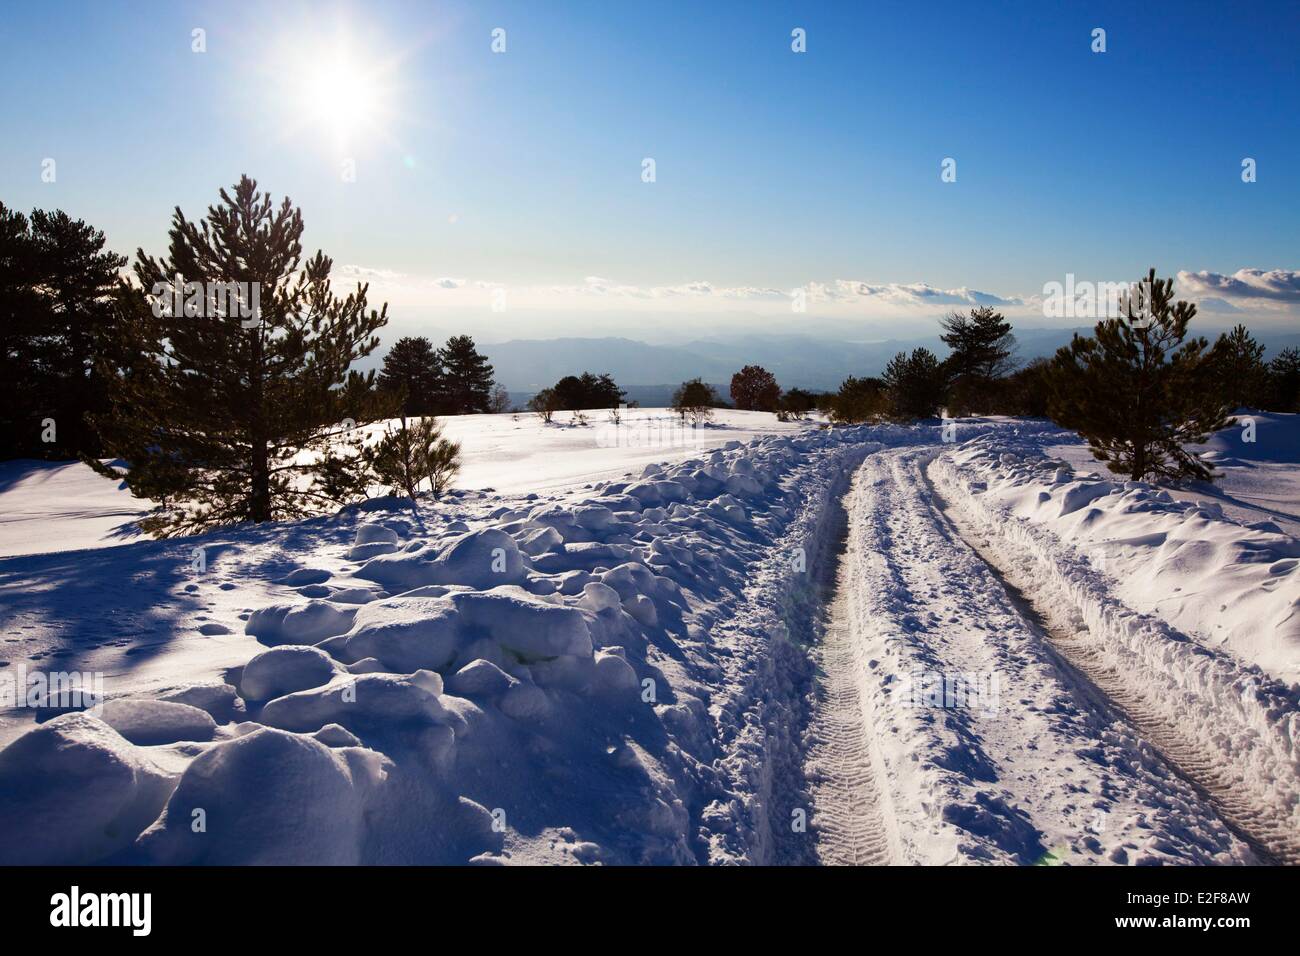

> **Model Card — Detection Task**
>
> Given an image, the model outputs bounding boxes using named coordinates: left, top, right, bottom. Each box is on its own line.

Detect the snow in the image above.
left=945, top=417, right=1300, bottom=683
left=852, top=448, right=1253, bottom=863
left=0, top=713, right=175, bottom=864
left=430, top=408, right=811, bottom=496
left=0, top=411, right=881, bottom=863
left=100, top=698, right=218, bottom=745
left=0, top=409, right=806, bottom=561
left=932, top=427, right=1300, bottom=860
left=238, top=645, right=339, bottom=701
left=0, top=409, right=1296, bottom=865
left=135, top=726, right=384, bottom=865
left=0, top=458, right=150, bottom=557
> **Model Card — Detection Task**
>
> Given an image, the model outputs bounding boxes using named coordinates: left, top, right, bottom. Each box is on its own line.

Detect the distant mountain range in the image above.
left=482, top=328, right=1300, bottom=399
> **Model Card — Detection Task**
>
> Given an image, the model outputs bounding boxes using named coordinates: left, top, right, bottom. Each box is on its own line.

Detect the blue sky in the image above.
left=2, top=0, right=1298, bottom=340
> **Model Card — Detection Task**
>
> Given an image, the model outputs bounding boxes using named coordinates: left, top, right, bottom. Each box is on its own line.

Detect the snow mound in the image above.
left=156, top=681, right=245, bottom=722
left=239, top=645, right=339, bottom=701
left=278, top=567, right=332, bottom=586
left=348, top=522, right=401, bottom=560
left=137, top=727, right=385, bottom=865
left=101, top=698, right=218, bottom=745
left=0, top=713, right=174, bottom=864
left=451, top=586, right=592, bottom=661
left=343, top=596, right=464, bottom=672
left=245, top=599, right=356, bottom=645
left=258, top=671, right=451, bottom=733
left=1195, top=410, right=1300, bottom=465
left=356, top=527, right=529, bottom=592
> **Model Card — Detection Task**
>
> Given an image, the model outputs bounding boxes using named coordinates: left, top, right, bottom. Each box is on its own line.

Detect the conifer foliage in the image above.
left=439, top=334, right=495, bottom=414
left=1046, top=268, right=1233, bottom=483
left=1212, top=324, right=1269, bottom=410
left=0, top=204, right=128, bottom=459
left=828, top=376, right=887, bottom=423
left=881, top=348, right=947, bottom=419
left=91, top=176, right=388, bottom=534
left=939, top=306, right=1017, bottom=414
left=378, top=335, right=443, bottom=415
left=1268, top=347, right=1300, bottom=412
left=368, top=415, right=460, bottom=500
left=671, top=378, right=719, bottom=424
left=551, top=372, right=625, bottom=411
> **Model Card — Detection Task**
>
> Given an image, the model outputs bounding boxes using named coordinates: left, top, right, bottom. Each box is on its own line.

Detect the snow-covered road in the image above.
left=807, top=446, right=1269, bottom=864
left=804, top=483, right=899, bottom=865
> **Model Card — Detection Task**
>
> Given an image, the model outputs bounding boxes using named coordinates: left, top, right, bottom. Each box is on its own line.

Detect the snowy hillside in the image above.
left=0, top=409, right=806, bottom=558
left=1, top=412, right=1297, bottom=865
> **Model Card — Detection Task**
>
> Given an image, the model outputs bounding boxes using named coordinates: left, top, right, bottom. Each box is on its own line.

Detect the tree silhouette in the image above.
left=730, top=365, right=781, bottom=411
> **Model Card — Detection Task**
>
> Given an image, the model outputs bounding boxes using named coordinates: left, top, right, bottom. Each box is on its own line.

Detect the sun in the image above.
left=278, top=27, right=399, bottom=151
left=297, top=49, right=380, bottom=145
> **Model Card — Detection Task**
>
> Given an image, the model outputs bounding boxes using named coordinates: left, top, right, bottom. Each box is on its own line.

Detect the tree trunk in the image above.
left=249, top=325, right=270, bottom=522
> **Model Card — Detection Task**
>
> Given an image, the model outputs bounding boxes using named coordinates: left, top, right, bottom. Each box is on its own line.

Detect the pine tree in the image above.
left=1267, top=347, right=1300, bottom=412
left=829, top=376, right=887, bottom=423
left=368, top=415, right=460, bottom=500
left=90, top=176, right=388, bottom=534
left=729, top=365, right=781, bottom=411
left=0, top=204, right=39, bottom=459
left=940, top=306, right=1016, bottom=414
left=881, top=348, right=947, bottom=419
left=1004, top=357, right=1052, bottom=417
left=0, top=204, right=128, bottom=459
left=439, top=335, right=494, bottom=414
left=1046, top=268, right=1233, bottom=483
left=379, top=336, right=443, bottom=415
left=1212, top=324, right=1268, bottom=410
left=779, top=387, right=818, bottom=418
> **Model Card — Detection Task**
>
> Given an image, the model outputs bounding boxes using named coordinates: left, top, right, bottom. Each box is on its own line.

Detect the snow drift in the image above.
left=0, top=426, right=890, bottom=865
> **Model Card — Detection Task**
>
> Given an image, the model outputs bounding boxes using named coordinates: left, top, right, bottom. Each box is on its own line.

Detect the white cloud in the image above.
left=1177, top=268, right=1300, bottom=303
left=830, top=280, right=1022, bottom=307
left=338, top=264, right=406, bottom=282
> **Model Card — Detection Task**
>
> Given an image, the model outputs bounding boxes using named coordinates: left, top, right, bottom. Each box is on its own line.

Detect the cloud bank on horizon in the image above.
left=337, top=264, right=1300, bottom=330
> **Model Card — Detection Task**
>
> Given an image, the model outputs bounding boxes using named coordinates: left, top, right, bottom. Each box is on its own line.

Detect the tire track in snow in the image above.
left=804, top=468, right=898, bottom=865
left=927, top=457, right=1296, bottom=865
left=842, top=447, right=1249, bottom=864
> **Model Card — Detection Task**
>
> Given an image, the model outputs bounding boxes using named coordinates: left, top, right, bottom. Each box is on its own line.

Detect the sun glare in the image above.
left=300, top=52, right=378, bottom=143
left=280, top=29, right=398, bottom=150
